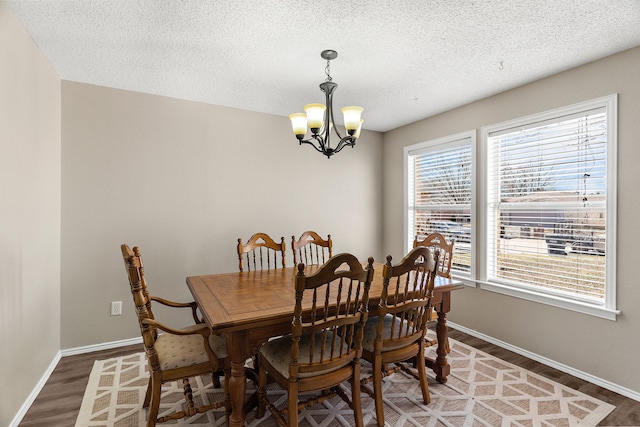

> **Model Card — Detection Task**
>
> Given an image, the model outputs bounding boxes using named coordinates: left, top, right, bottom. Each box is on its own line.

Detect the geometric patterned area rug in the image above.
left=75, top=337, right=615, bottom=426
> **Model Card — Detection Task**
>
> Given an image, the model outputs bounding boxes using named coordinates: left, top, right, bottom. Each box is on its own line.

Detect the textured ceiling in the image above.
left=8, top=0, right=640, bottom=132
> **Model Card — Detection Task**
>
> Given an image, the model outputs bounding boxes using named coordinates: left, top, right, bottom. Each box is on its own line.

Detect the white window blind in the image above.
left=407, top=135, right=472, bottom=274
left=486, top=102, right=612, bottom=304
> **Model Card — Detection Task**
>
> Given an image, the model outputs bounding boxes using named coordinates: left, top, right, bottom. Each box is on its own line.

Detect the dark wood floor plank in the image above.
left=19, top=331, right=640, bottom=426
left=19, top=344, right=142, bottom=427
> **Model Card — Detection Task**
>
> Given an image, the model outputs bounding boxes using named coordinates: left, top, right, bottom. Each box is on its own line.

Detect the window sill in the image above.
left=466, top=279, right=621, bottom=321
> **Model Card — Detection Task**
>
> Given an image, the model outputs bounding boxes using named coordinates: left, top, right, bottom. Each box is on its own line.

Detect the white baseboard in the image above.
left=61, top=336, right=142, bottom=357
left=10, top=337, right=142, bottom=427
left=449, top=322, right=640, bottom=403
left=9, top=350, right=61, bottom=427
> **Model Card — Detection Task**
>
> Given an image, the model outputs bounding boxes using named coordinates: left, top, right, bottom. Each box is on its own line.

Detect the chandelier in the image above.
left=289, top=50, right=364, bottom=159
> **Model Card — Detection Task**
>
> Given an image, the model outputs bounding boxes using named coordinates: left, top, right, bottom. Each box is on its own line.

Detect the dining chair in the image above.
left=413, top=232, right=454, bottom=278
left=291, top=230, right=332, bottom=266
left=237, top=232, right=286, bottom=272
left=120, top=244, right=229, bottom=427
left=360, top=246, right=440, bottom=427
left=256, top=253, right=375, bottom=427
left=413, top=232, right=455, bottom=347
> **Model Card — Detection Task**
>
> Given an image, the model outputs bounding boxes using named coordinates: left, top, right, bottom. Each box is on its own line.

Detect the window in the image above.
left=405, top=131, right=475, bottom=275
left=404, top=96, right=619, bottom=319
left=481, top=95, right=618, bottom=319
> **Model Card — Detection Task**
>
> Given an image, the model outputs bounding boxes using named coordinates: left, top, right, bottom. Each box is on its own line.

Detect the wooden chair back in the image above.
left=237, top=232, right=286, bottom=272
left=413, top=232, right=454, bottom=278
left=121, top=244, right=160, bottom=348
left=376, top=247, right=440, bottom=353
left=291, top=230, right=333, bottom=266
left=292, top=253, right=374, bottom=378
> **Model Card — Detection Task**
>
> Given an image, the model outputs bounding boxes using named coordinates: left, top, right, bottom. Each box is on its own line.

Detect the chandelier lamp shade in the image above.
left=289, top=50, right=364, bottom=158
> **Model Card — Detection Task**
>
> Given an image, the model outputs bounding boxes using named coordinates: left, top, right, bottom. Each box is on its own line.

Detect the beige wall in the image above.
left=0, top=2, right=61, bottom=426
left=383, top=46, right=640, bottom=395
left=60, top=82, right=384, bottom=348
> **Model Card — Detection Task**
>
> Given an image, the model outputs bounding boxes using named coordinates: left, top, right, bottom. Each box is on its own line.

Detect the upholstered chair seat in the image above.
left=155, top=330, right=228, bottom=371
left=259, top=331, right=350, bottom=379
left=362, top=314, right=413, bottom=353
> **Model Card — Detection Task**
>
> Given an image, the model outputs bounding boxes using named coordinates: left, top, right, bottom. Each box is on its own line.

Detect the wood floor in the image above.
left=19, top=328, right=640, bottom=426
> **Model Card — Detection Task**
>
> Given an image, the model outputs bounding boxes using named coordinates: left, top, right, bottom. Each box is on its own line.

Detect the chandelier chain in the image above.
left=324, top=59, right=332, bottom=82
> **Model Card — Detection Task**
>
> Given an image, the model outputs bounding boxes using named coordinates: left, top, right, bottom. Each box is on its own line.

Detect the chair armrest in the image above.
left=150, top=295, right=201, bottom=324
left=142, top=318, right=210, bottom=337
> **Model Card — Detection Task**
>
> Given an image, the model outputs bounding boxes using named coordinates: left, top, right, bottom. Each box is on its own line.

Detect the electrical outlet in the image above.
left=111, top=301, right=122, bottom=316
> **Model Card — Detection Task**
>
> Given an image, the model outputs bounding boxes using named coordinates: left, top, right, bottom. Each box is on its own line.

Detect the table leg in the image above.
left=433, top=309, right=451, bottom=383
left=227, top=331, right=249, bottom=427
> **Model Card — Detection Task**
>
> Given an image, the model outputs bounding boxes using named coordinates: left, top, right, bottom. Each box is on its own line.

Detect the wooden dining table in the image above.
left=186, top=262, right=464, bottom=427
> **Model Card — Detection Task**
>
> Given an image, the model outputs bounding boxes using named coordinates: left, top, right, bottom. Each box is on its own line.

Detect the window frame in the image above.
left=404, top=130, right=477, bottom=279
left=479, top=94, right=619, bottom=320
